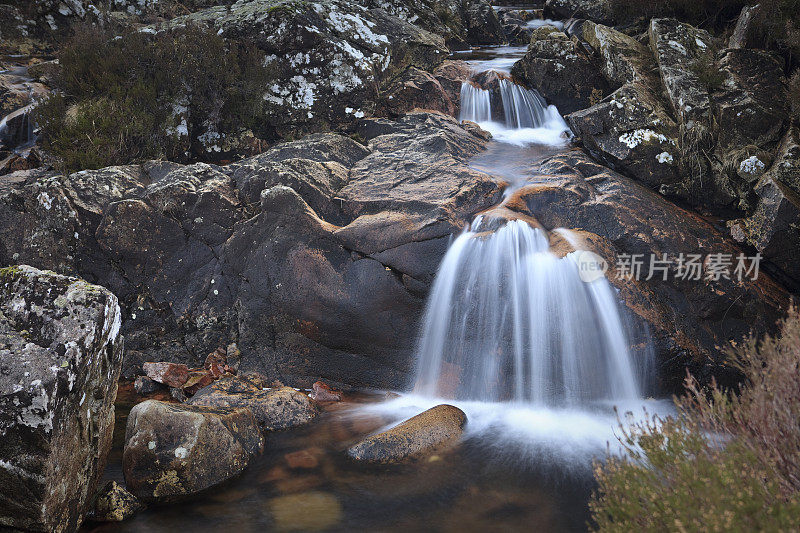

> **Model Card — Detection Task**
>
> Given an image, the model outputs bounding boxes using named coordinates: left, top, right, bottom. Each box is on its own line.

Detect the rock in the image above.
left=648, top=18, right=716, bottom=129
left=268, top=491, right=343, bottom=532
left=89, top=481, right=143, bottom=522
left=173, top=0, right=449, bottom=139
left=310, top=380, right=342, bottom=401
left=123, top=400, right=264, bottom=501
left=377, top=66, right=456, bottom=118
left=284, top=447, right=324, bottom=469
left=566, top=22, right=680, bottom=191
left=134, top=375, right=166, bottom=396
left=170, top=386, right=187, bottom=402
left=183, top=370, right=216, bottom=396
left=0, top=265, right=123, bottom=532
left=730, top=128, right=800, bottom=286
left=363, top=0, right=505, bottom=49
left=545, top=0, right=612, bottom=24
left=433, top=60, right=474, bottom=114
left=143, top=361, right=190, bottom=388
left=462, top=0, right=507, bottom=45
left=729, top=4, right=763, bottom=49
left=510, top=26, right=611, bottom=114
left=347, top=404, right=466, bottom=463
left=189, top=375, right=318, bottom=431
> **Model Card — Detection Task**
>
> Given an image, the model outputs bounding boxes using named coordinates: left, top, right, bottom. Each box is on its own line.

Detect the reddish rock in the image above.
left=284, top=447, right=323, bottom=470
left=183, top=370, right=215, bottom=396
left=310, top=381, right=342, bottom=402
left=143, top=361, right=190, bottom=388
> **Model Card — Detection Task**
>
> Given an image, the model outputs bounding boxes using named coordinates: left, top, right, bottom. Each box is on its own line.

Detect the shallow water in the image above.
left=88, top=388, right=672, bottom=533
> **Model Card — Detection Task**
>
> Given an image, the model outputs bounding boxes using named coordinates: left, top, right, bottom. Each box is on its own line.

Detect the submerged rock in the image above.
left=0, top=265, right=123, bottom=532
left=189, top=375, right=317, bottom=431
left=347, top=404, right=466, bottom=463
left=123, top=400, right=264, bottom=501
left=89, top=481, right=143, bottom=522
left=268, top=491, right=343, bottom=532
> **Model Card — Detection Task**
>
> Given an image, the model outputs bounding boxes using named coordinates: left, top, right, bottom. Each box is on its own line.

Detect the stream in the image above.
left=87, top=44, right=674, bottom=533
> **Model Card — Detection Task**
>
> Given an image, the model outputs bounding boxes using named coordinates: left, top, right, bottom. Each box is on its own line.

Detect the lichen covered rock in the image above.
left=89, top=481, right=143, bottom=522
left=123, top=400, right=264, bottom=501
left=0, top=265, right=123, bottom=532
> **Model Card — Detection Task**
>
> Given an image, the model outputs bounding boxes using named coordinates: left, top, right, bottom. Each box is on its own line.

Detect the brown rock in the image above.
left=189, top=375, right=317, bottom=431
left=310, top=381, right=342, bottom=402
left=123, top=400, right=264, bottom=502
left=143, top=361, right=190, bottom=388
left=284, top=447, right=323, bottom=470
left=89, top=481, right=143, bottom=522
left=347, top=404, right=467, bottom=464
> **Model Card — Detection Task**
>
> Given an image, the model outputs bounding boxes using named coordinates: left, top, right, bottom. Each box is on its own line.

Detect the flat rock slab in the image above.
left=189, top=375, right=317, bottom=431
left=348, top=404, right=466, bottom=464
left=123, top=400, right=264, bottom=502
left=0, top=265, right=123, bottom=532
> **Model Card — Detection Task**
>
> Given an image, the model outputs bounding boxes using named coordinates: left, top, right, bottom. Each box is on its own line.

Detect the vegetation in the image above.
left=590, top=309, right=800, bottom=531
left=35, top=23, right=270, bottom=171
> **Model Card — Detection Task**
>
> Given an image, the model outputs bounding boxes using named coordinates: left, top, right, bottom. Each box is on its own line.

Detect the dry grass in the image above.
left=590, top=308, right=800, bottom=531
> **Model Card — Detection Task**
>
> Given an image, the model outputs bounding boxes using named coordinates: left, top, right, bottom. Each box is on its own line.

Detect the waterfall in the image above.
left=0, top=104, right=36, bottom=152
left=498, top=79, right=547, bottom=129
left=457, top=77, right=569, bottom=145
left=413, top=219, right=643, bottom=406
left=459, top=83, right=491, bottom=123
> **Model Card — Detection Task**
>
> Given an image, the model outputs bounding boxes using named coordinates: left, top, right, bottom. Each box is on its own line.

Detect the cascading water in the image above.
left=363, top=48, right=666, bottom=467
left=413, top=219, right=642, bottom=406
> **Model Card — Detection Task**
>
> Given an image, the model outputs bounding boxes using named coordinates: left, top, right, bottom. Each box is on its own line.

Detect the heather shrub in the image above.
left=590, top=309, right=800, bottom=531
left=36, top=23, right=270, bottom=171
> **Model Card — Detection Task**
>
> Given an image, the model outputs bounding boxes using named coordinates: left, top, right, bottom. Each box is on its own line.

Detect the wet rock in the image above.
left=511, top=26, right=611, bottom=114
left=89, top=481, right=143, bottom=522
left=433, top=60, right=474, bottom=114
left=134, top=375, right=166, bottom=396
left=310, top=380, right=342, bottom=402
left=189, top=375, right=318, bottom=431
left=378, top=67, right=456, bottom=118
left=143, top=361, right=190, bottom=388
left=123, top=400, right=264, bottom=501
left=462, top=0, right=507, bottom=45
left=347, top=404, right=467, bottom=463
left=0, top=265, right=123, bottom=532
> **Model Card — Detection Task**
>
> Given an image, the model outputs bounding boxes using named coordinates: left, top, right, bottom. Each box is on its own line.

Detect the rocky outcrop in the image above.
left=363, top=0, right=506, bottom=49
left=171, top=0, right=449, bottom=141
left=347, top=404, right=466, bottom=463
left=566, top=21, right=681, bottom=191
left=188, top=374, right=317, bottom=430
left=123, top=400, right=263, bottom=501
left=511, top=25, right=611, bottom=114
left=0, top=265, right=122, bottom=532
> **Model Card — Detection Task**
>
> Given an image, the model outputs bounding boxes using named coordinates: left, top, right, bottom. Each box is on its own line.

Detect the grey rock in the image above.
left=0, top=265, right=123, bottom=532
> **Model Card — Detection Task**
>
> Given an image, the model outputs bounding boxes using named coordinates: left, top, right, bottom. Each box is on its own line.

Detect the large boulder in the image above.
left=0, top=265, right=123, bottom=532
left=172, top=0, right=449, bottom=140
left=123, top=400, right=264, bottom=501
left=347, top=404, right=466, bottom=463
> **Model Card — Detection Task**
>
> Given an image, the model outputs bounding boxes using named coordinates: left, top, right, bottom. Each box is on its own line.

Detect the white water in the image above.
left=458, top=79, right=570, bottom=146
left=413, top=220, right=643, bottom=405
left=360, top=49, right=665, bottom=466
